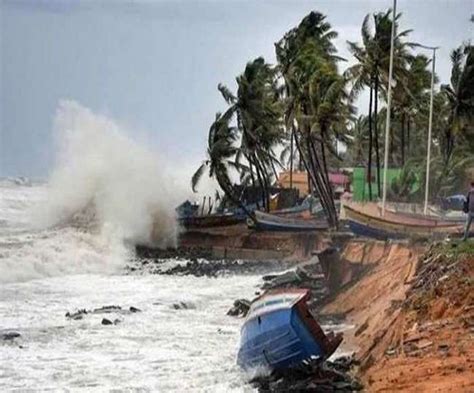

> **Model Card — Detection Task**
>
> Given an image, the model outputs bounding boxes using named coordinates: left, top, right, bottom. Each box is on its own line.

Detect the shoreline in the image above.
left=140, top=226, right=474, bottom=391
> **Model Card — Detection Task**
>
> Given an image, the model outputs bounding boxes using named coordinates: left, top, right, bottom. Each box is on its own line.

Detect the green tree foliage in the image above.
left=275, top=12, right=351, bottom=228
left=192, top=57, right=283, bottom=213
left=194, top=8, right=473, bottom=220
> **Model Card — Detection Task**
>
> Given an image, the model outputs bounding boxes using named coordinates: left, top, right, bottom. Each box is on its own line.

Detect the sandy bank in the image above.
left=321, top=240, right=474, bottom=392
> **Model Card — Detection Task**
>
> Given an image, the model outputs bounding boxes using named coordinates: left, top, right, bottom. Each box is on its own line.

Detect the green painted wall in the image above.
left=352, top=167, right=419, bottom=201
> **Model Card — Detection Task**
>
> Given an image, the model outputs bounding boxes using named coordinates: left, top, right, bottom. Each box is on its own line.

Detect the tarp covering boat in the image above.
left=237, top=289, right=342, bottom=371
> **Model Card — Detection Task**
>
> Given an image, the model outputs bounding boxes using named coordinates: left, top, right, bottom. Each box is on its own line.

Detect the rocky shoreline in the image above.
left=133, top=237, right=474, bottom=392
left=133, top=243, right=360, bottom=391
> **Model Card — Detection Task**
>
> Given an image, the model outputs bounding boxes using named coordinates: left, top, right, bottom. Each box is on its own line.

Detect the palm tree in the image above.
left=191, top=112, right=236, bottom=196
left=346, top=9, right=414, bottom=198
left=276, top=13, right=351, bottom=228
left=276, top=11, right=340, bottom=197
left=217, top=57, right=284, bottom=211
left=347, top=115, right=370, bottom=166
left=441, top=45, right=474, bottom=162
left=193, top=57, right=284, bottom=212
left=390, top=54, right=432, bottom=165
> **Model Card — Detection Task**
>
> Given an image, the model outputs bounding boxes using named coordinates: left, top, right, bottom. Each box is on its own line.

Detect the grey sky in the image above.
left=1, top=0, right=472, bottom=178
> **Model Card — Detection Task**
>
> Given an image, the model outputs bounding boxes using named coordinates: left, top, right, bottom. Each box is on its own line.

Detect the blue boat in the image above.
left=237, top=289, right=342, bottom=371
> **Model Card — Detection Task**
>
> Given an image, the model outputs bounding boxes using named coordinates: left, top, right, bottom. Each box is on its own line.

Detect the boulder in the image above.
left=2, top=332, right=21, bottom=340
left=227, top=299, right=251, bottom=317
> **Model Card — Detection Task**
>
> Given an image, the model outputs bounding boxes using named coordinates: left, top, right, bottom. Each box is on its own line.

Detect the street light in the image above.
left=415, top=44, right=439, bottom=215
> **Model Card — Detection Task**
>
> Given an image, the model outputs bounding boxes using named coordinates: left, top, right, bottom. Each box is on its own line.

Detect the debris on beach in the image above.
left=251, top=356, right=362, bottom=392
left=171, top=301, right=196, bottom=310
left=261, top=262, right=329, bottom=301
left=1, top=332, right=21, bottom=341
left=227, top=299, right=251, bottom=317
left=65, top=305, right=143, bottom=323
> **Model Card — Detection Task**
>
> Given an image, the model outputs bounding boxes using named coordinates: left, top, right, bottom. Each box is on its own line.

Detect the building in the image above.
left=277, top=170, right=350, bottom=198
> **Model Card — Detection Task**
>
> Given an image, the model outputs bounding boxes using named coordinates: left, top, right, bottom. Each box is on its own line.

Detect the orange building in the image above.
left=277, top=170, right=350, bottom=197
left=277, top=171, right=310, bottom=196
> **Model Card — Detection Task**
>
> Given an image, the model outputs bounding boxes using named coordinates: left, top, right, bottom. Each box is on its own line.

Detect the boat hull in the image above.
left=237, top=308, right=324, bottom=370
left=250, top=211, right=328, bottom=232
left=344, top=203, right=464, bottom=240
left=179, top=214, right=244, bottom=229
left=237, top=289, right=342, bottom=372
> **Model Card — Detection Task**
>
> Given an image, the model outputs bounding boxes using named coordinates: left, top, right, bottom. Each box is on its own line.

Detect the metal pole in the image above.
left=381, top=0, right=397, bottom=216
left=423, top=48, right=436, bottom=215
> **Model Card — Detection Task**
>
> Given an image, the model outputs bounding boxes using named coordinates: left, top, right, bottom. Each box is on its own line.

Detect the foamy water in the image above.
left=0, top=181, right=261, bottom=391
left=0, top=102, right=261, bottom=391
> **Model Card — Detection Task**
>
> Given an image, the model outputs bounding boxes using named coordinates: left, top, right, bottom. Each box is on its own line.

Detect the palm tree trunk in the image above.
left=309, top=136, right=337, bottom=226
left=296, top=130, right=331, bottom=222
left=306, top=139, right=333, bottom=225
left=254, top=155, right=270, bottom=212
left=407, top=117, right=410, bottom=158
left=374, top=75, right=381, bottom=198
left=319, top=125, right=331, bottom=189
left=306, top=133, right=337, bottom=227
left=401, top=112, right=406, bottom=166
left=270, top=158, right=279, bottom=183
left=367, top=85, right=374, bottom=201
left=252, top=155, right=266, bottom=211
left=289, top=126, right=294, bottom=189
left=248, top=159, right=260, bottom=210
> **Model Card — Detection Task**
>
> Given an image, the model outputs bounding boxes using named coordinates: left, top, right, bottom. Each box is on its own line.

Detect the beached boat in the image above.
left=248, top=210, right=328, bottom=232
left=237, top=289, right=343, bottom=371
left=179, top=212, right=245, bottom=229
left=343, top=202, right=465, bottom=240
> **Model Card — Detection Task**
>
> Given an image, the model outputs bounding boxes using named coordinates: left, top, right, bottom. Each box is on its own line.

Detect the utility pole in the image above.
left=381, top=0, right=397, bottom=216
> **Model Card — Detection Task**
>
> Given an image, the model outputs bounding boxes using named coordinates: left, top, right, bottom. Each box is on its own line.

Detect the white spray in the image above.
left=37, top=100, right=183, bottom=248
left=0, top=101, right=195, bottom=283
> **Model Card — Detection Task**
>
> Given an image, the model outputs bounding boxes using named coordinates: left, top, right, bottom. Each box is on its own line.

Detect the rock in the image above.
left=262, top=270, right=301, bottom=289
left=227, top=299, right=251, bottom=317
left=65, top=309, right=88, bottom=320
left=92, top=305, right=122, bottom=314
left=129, top=306, right=141, bottom=313
left=101, top=318, right=113, bottom=325
left=2, top=332, right=21, bottom=340
left=251, top=357, right=362, bottom=392
left=172, top=301, right=196, bottom=310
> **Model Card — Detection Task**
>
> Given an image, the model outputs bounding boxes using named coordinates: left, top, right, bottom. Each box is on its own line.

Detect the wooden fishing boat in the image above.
left=343, top=203, right=464, bottom=240
left=237, top=289, right=342, bottom=371
left=179, top=213, right=245, bottom=229
left=248, top=211, right=328, bottom=232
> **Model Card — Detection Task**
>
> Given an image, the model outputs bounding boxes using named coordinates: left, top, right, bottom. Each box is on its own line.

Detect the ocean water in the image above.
left=0, top=180, right=261, bottom=392
left=0, top=102, right=349, bottom=391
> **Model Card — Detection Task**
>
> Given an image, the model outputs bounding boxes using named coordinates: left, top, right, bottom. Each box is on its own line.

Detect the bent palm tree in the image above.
left=191, top=112, right=253, bottom=218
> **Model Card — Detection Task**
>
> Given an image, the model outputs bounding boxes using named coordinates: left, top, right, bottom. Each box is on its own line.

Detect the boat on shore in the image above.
left=179, top=212, right=245, bottom=229
left=248, top=210, right=328, bottom=232
left=342, top=202, right=465, bottom=240
left=237, top=289, right=343, bottom=371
